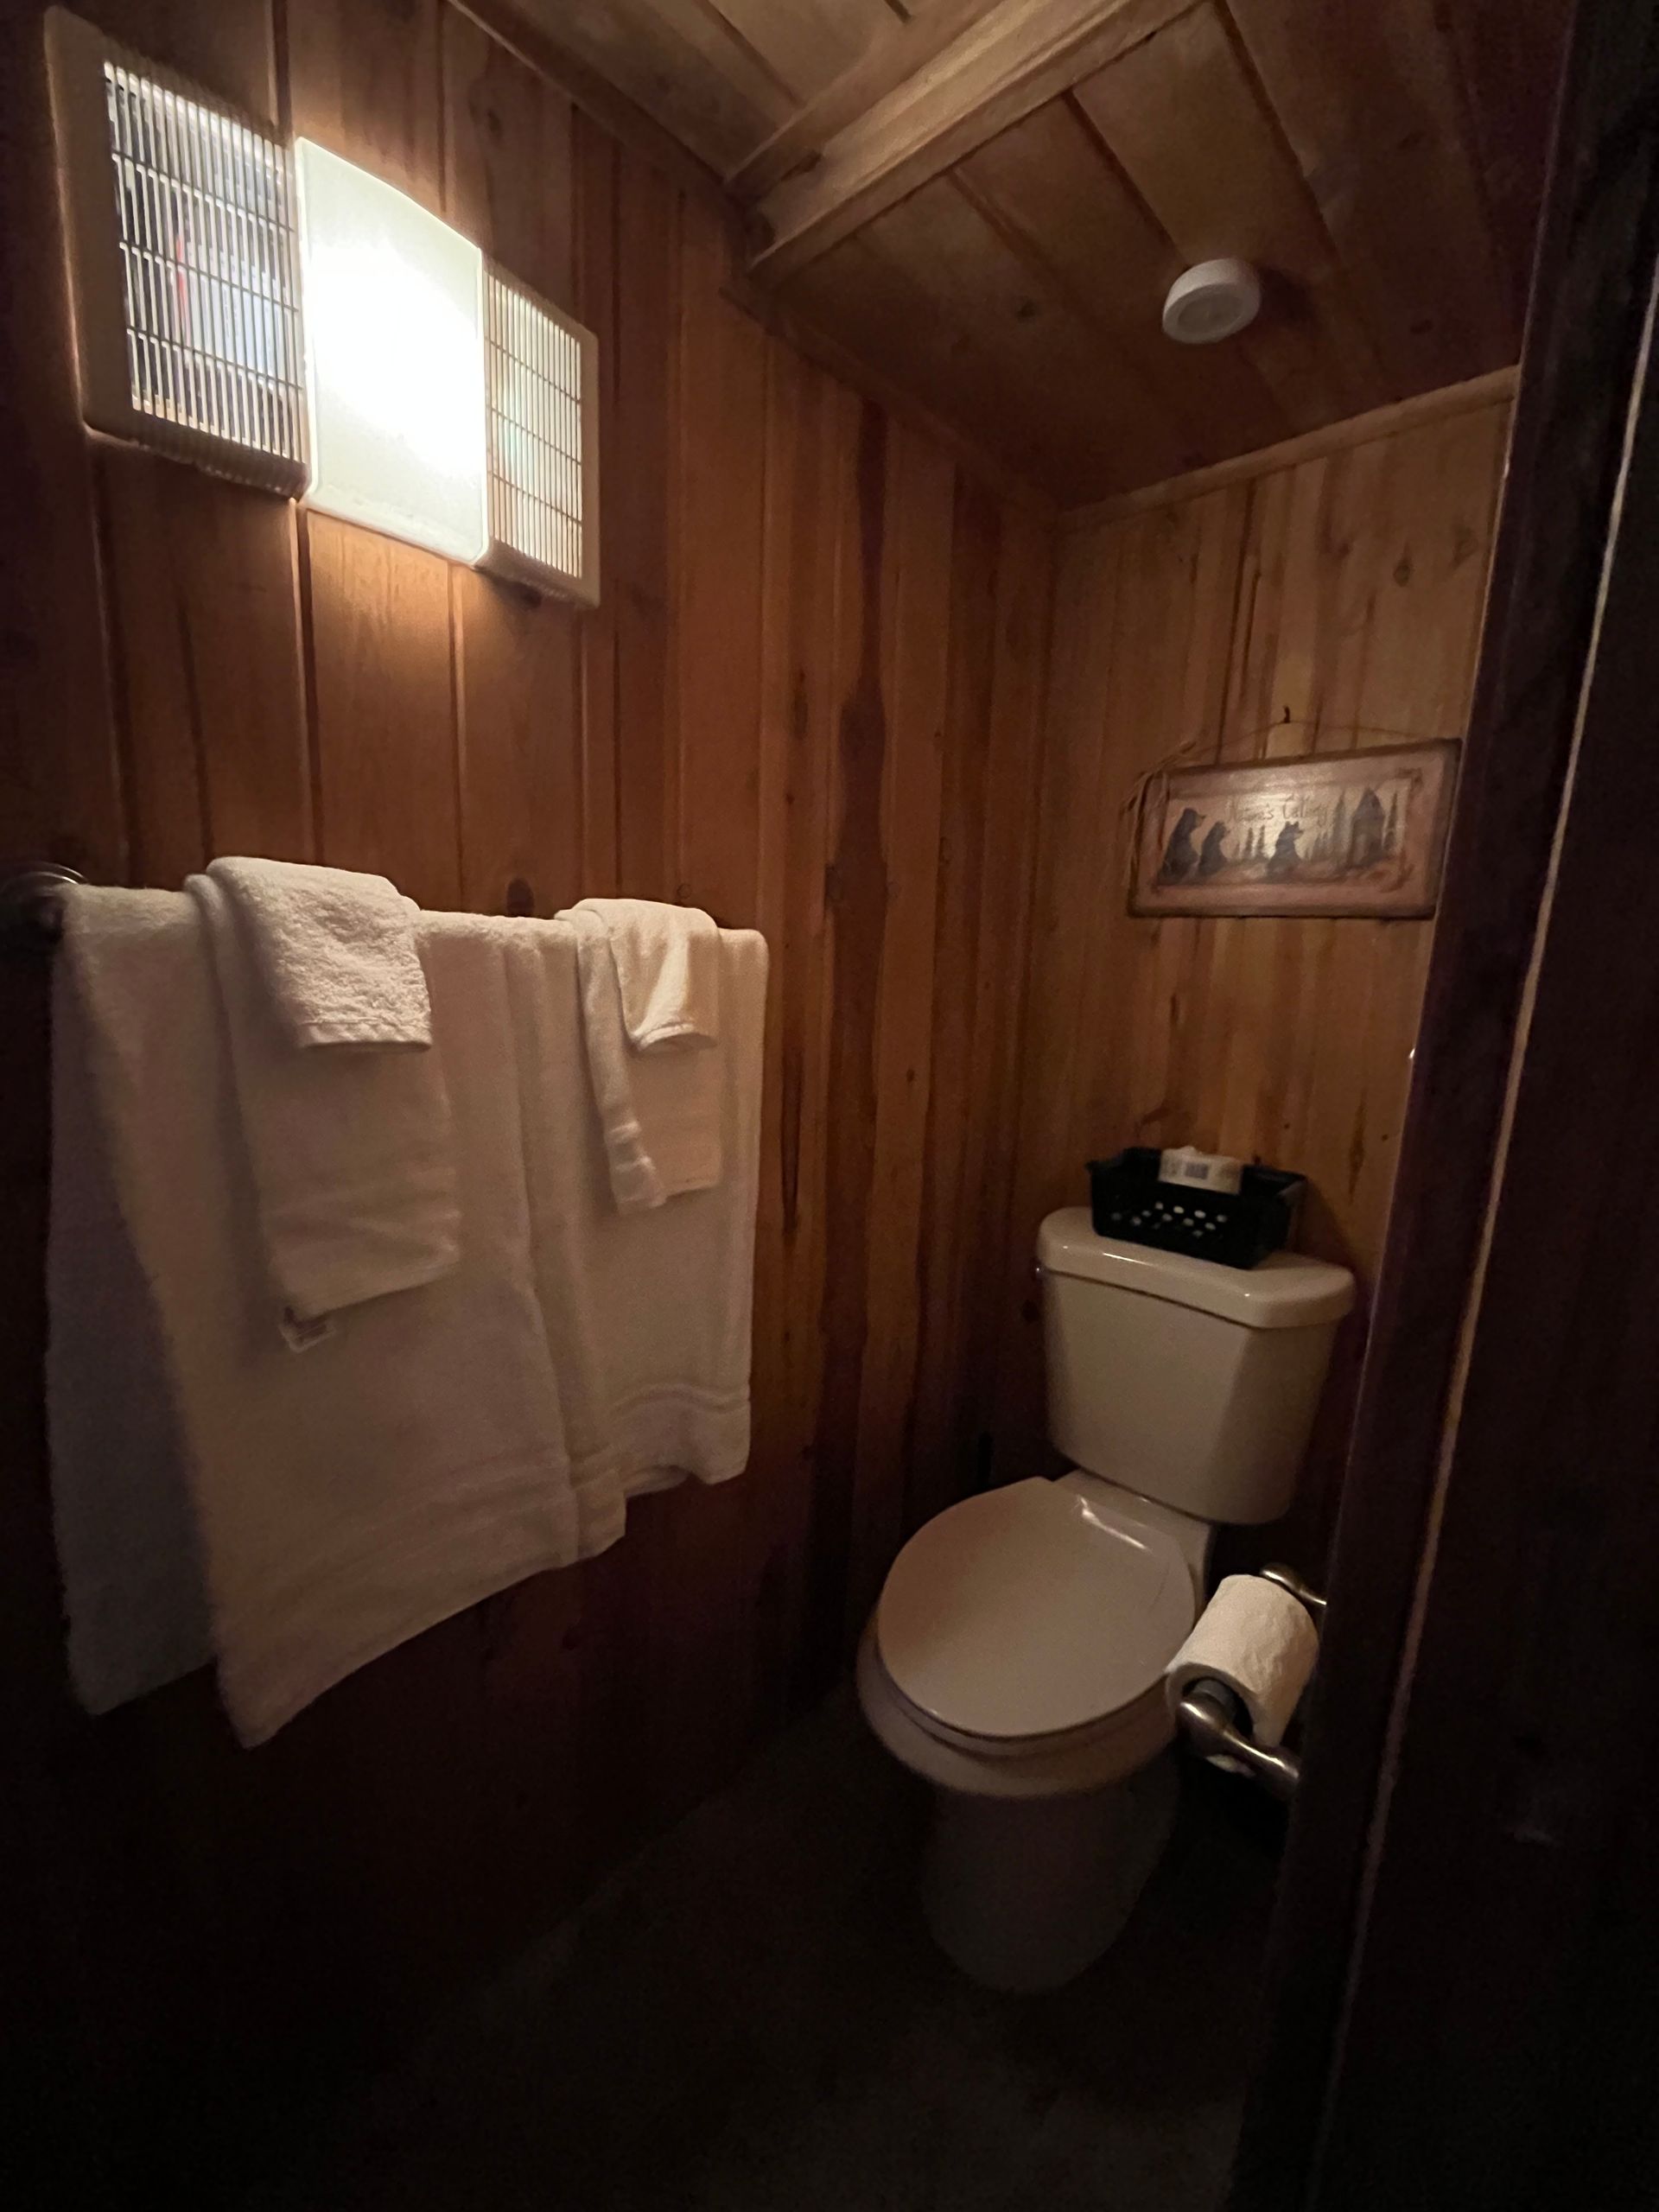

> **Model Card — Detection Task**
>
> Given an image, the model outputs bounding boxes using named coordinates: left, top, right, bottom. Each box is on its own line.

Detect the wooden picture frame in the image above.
left=1130, top=741, right=1459, bottom=919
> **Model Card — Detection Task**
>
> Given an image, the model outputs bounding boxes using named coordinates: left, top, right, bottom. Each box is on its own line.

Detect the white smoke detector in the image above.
left=1161, top=258, right=1262, bottom=345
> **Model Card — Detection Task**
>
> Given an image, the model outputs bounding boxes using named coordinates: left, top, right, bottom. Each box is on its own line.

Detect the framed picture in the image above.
left=1130, top=741, right=1459, bottom=919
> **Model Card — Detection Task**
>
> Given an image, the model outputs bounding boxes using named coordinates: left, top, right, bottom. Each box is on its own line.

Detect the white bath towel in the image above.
left=48, top=933, right=213, bottom=1712
left=207, top=855, right=431, bottom=1047
left=188, top=872, right=461, bottom=1322
left=572, top=896, right=721, bottom=1052
left=563, top=906, right=721, bottom=1211
left=506, top=920, right=767, bottom=1497
left=54, top=890, right=616, bottom=1744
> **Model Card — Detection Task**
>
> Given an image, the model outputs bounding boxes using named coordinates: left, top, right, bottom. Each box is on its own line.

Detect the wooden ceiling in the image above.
left=509, top=0, right=1572, bottom=505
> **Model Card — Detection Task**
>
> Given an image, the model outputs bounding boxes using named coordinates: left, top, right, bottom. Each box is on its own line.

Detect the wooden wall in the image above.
left=0, top=0, right=1050, bottom=2190
left=989, top=392, right=1511, bottom=1569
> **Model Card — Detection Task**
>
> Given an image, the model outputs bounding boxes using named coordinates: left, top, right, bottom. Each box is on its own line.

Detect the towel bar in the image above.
left=1, top=863, right=84, bottom=948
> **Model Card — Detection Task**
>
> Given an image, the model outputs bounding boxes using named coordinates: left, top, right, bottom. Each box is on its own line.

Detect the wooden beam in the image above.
left=1065, top=365, right=1518, bottom=524
left=727, top=0, right=995, bottom=202
left=747, top=0, right=1196, bottom=284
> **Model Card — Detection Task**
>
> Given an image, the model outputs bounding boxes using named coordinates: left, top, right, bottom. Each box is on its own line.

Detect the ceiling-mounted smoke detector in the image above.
left=1161, top=258, right=1262, bottom=345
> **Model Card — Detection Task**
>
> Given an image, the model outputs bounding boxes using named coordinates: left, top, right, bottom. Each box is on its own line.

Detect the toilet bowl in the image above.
left=857, top=1471, right=1211, bottom=1990
left=860, top=1208, right=1354, bottom=1991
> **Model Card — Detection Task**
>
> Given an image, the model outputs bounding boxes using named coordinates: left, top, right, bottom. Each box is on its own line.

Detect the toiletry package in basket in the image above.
left=1086, top=1147, right=1306, bottom=1270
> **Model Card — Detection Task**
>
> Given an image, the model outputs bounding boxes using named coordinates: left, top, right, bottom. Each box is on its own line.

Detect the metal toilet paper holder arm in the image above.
left=1175, top=1682, right=1302, bottom=1802
left=1174, top=1563, right=1325, bottom=1803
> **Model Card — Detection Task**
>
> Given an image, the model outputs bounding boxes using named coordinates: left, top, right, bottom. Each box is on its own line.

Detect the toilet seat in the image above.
left=874, top=1477, right=1197, bottom=1755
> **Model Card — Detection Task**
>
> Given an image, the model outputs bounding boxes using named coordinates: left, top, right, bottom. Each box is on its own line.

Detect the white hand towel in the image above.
left=188, top=872, right=461, bottom=1321
left=506, top=921, right=767, bottom=1497
left=207, top=855, right=431, bottom=1047
left=572, top=896, right=721, bottom=1052
left=563, top=906, right=721, bottom=1211
left=54, top=890, right=619, bottom=1745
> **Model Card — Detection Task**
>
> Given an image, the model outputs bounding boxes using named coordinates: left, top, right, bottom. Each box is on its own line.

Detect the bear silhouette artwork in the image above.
left=1158, top=806, right=1202, bottom=882
left=1198, top=819, right=1230, bottom=877
left=1348, top=787, right=1386, bottom=869
left=1267, top=818, right=1303, bottom=879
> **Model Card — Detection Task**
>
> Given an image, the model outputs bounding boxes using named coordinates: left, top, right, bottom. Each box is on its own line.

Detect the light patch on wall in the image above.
left=295, top=138, right=488, bottom=564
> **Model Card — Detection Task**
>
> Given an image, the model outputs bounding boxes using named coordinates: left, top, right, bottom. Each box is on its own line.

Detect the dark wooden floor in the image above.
left=238, top=1696, right=1281, bottom=2212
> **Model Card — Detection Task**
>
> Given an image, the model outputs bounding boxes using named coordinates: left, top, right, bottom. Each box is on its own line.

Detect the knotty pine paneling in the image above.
left=992, top=397, right=1510, bottom=1573
left=0, top=1, right=1050, bottom=2191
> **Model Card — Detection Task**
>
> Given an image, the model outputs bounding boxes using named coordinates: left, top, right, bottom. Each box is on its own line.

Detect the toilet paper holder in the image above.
left=1174, top=1562, right=1325, bottom=1803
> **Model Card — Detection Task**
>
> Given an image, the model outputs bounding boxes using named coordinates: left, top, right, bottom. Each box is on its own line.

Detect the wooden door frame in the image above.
left=1228, top=2, right=1659, bottom=2202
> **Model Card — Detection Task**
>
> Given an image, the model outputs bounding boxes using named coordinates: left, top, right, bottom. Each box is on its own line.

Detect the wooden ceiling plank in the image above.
left=1072, top=4, right=1387, bottom=431
left=504, top=0, right=795, bottom=174
left=729, top=0, right=996, bottom=200
left=792, top=175, right=1195, bottom=499
left=1436, top=0, right=1573, bottom=331
left=1223, top=0, right=1518, bottom=391
left=957, top=97, right=1291, bottom=464
left=747, top=0, right=1198, bottom=283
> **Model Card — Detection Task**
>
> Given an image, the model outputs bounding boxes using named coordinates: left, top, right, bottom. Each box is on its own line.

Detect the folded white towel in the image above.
left=572, top=896, right=721, bottom=1052
left=207, top=855, right=431, bottom=1047
left=563, top=906, right=721, bottom=1211
left=506, top=920, right=766, bottom=1497
left=54, top=890, right=619, bottom=1744
left=188, top=872, right=461, bottom=1322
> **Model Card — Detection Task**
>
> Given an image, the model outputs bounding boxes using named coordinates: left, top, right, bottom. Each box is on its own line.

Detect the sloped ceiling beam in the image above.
left=745, top=0, right=1197, bottom=284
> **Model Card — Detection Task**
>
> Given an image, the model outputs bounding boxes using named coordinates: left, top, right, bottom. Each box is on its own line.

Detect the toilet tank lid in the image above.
left=1039, top=1208, right=1355, bottom=1329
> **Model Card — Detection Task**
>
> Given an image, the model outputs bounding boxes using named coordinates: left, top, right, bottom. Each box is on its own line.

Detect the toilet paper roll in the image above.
left=1164, top=1574, right=1319, bottom=1749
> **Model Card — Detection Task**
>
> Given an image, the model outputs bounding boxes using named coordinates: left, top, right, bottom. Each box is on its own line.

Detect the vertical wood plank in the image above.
left=845, top=424, right=955, bottom=1633
left=98, top=453, right=312, bottom=884
left=610, top=148, right=679, bottom=900
left=443, top=3, right=582, bottom=914
left=673, top=200, right=768, bottom=923
left=303, top=515, right=461, bottom=908
left=284, top=0, right=442, bottom=207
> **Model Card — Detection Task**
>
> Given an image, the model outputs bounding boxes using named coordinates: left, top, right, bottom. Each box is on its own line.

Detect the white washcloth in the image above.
left=563, top=906, right=721, bottom=1211
left=188, top=872, right=461, bottom=1321
left=506, top=920, right=766, bottom=1497
left=53, top=889, right=618, bottom=1744
left=207, top=855, right=431, bottom=1047
left=572, top=896, right=721, bottom=1052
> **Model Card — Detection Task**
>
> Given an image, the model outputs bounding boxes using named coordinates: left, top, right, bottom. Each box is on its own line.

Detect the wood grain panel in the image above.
left=1072, top=6, right=1384, bottom=430
left=995, top=397, right=1510, bottom=1567
left=957, top=97, right=1289, bottom=466
left=285, top=0, right=444, bottom=205
left=847, top=175, right=1196, bottom=499
left=3, top=3, right=1052, bottom=2190
left=444, top=9, right=583, bottom=913
left=510, top=0, right=793, bottom=173
left=1224, top=0, right=1516, bottom=392
left=98, top=451, right=312, bottom=886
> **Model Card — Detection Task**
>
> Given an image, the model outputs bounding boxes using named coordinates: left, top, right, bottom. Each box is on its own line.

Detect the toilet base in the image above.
left=919, top=1752, right=1179, bottom=1993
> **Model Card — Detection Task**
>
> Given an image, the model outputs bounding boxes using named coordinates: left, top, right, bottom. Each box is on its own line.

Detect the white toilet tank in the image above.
left=1038, top=1208, right=1355, bottom=1525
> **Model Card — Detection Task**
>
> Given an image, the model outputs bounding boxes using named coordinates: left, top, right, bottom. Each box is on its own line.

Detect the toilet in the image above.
left=859, top=1205, right=1354, bottom=1992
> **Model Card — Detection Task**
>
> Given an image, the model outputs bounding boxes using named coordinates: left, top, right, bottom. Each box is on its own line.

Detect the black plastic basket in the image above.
left=1085, top=1147, right=1306, bottom=1271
